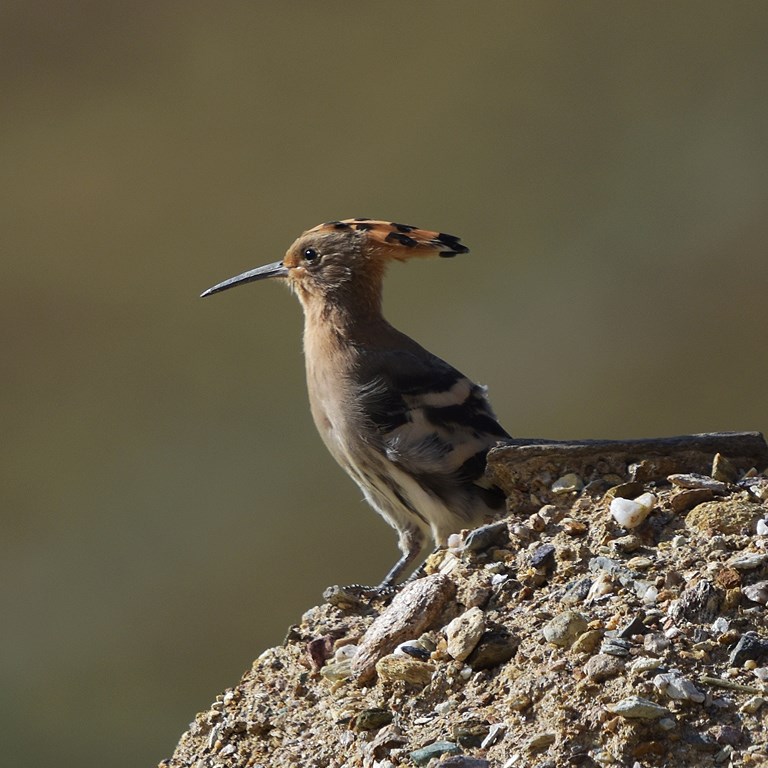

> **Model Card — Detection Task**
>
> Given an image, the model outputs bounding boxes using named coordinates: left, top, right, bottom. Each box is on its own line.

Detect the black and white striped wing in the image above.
left=355, top=349, right=510, bottom=510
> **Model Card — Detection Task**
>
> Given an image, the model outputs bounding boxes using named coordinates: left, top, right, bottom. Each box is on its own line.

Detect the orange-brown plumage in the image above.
left=202, top=219, right=508, bottom=588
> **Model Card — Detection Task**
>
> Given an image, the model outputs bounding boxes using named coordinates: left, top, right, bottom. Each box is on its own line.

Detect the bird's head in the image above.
left=201, top=218, right=469, bottom=309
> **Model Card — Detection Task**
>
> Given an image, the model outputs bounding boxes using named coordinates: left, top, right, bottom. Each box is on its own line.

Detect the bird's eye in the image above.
left=302, top=247, right=319, bottom=263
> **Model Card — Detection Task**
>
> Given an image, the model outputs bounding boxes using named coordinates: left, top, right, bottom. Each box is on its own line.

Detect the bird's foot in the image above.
left=323, top=582, right=401, bottom=609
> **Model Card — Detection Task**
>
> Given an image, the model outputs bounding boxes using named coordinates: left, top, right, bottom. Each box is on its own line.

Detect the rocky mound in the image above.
left=163, top=434, right=768, bottom=768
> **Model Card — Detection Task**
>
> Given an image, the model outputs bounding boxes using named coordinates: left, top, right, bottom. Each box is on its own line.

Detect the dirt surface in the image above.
left=163, top=436, right=768, bottom=768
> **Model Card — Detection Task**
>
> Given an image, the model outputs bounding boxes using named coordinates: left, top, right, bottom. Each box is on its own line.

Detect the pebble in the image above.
left=467, top=626, right=518, bottom=670
left=464, top=521, right=509, bottom=552
left=671, top=488, right=715, bottom=513
left=618, top=614, right=651, bottom=639
left=561, top=517, right=587, bottom=536
left=375, top=654, right=435, bottom=686
left=757, top=519, right=768, bottom=536
left=584, top=653, right=625, bottom=682
left=445, top=607, right=486, bottom=662
left=740, top=696, right=766, bottom=714
left=653, top=672, right=705, bottom=703
left=711, top=453, right=738, bottom=483
left=562, top=576, right=594, bottom=604
left=601, top=637, right=632, bottom=657
left=685, top=499, right=765, bottom=536
left=394, top=640, right=432, bottom=661
left=610, top=493, right=656, bottom=529
left=743, top=581, right=768, bottom=605
left=436, top=758, right=489, bottom=768
left=480, top=723, right=505, bottom=749
left=572, top=629, right=603, bottom=654
left=543, top=611, right=589, bottom=648
left=606, top=695, right=670, bottom=719
left=526, top=732, right=556, bottom=751
left=530, top=543, right=556, bottom=569
left=320, top=659, right=353, bottom=682
left=586, top=572, right=615, bottom=602
left=350, top=708, right=393, bottom=732
left=409, top=741, right=460, bottom=765
left=612, top=534, right=643, bottom=553
left=668, top=579, right=722, bottom=624
left=628, top=656, right=663, bottom=673
left=729, top=633, right=768, bottom=667
left=668, top=473, right=729, bottom=492
left=729, top=553, right=768, bottom=570
left=552, top=473, right=583, bottom=494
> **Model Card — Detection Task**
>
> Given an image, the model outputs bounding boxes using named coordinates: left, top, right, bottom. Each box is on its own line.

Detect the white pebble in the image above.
left=757, top=519, right=768, bottom=536
left=610, top=493, right=656, bottom=529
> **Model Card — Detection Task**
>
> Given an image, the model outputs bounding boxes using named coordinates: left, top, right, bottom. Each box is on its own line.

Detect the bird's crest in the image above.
left=308, top=218, right=469, bottom=260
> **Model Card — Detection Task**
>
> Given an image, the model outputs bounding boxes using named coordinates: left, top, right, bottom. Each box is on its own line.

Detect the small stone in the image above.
left=584, top=653, right=625, bottom=682
left=467, top=626, right=518, bottom=670
left=543, top=611, right=589, bottom=648
left=712, top=724, right=743, bottom=746
left=530, top=543, right=556, bottom=569
left=445, top=607, right=486, bottom=662
left=626, top=556, right=653, bottom=570
left=685, top=499, right=764, bottom=536
left=714, top=567, right=742, bottom=590
left=507, top=692, right=532, bottom=712
left=610, top=493, right=656, bottom=529
left=669, top=473, right=729, bottom=492
left=740, top=695, right=766, bottom=714
left=409, top=741, right=461, bottom=765
left=350, top=708, right=393, bottom=732
left=436, top=758, right=489, bottom=768
left=643, top=633, right=671, bottom=654
left=562, top=576, right=593, bottom=604
left=629, top=656, right=663, bottom=673
left=743, top=581, right=768, bottom=605
left=552, top=473, right=583, bottom=494
left=394, top=639, right=432, bottom=661
left=601, top=637, right=631, bottom=657
left=729, top=553, right=768, bottom=570
left=572, top=629, right=603, bottom=654
left=668, top=579, right=722, bottom=624
left=671, top=488, right=716, bottom=513
left=653, top=672, right=705, bottom=703
left=606, top=695, right=670, bottom=719
left=562, top=517, right=587, bottom=536
left=712, top=453, right=738, bottom=483
left=480, top=723, right=505, bottom=749
left=527, top=732, right=556, bottom=751
left=464, top=521, right=509, bottom=552
left=586, top=572, right=615, bottom=602
left=729, top=632, right=768, bottom=667
left=452, top=722, right=489, bottom=749
left=757, top=519, right=768, bottom=536
left=618, top=614, right=651, bottom=639
left=375, top=654, right=435, bottom=686
left=612, top=534, right=643, bottom=553
left=320, top=659, right=353, bottom=681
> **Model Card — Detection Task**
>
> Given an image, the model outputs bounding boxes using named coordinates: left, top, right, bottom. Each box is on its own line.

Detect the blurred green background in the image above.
left=3, top=2, right=767, bottom=765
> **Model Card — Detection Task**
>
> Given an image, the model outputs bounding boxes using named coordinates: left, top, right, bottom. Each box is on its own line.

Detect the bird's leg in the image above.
left=403, top=545, right=447, bottom=584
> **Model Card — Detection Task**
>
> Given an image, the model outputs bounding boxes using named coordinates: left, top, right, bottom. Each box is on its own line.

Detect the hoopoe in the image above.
left=202, top=218, right=510, bottom=588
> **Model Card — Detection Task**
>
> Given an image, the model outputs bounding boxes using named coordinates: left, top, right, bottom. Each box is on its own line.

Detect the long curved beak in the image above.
left=200, top=261, right=290, bottom=298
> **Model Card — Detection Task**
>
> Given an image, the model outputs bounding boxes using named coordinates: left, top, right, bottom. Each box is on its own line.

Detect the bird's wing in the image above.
left=355, top=348, right=509, bottom=500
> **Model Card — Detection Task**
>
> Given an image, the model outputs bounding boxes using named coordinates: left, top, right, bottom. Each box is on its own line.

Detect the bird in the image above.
left=201, top=218, right=511, bottom=589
